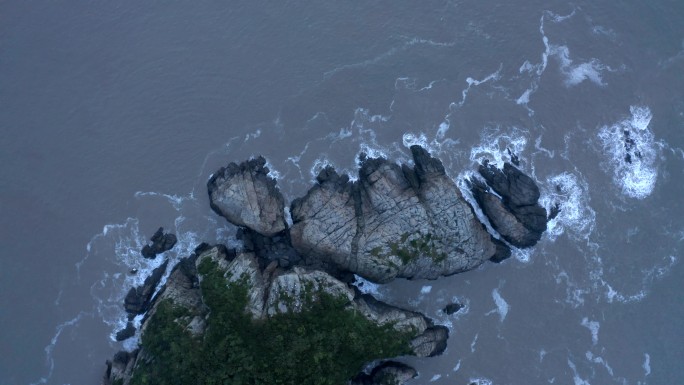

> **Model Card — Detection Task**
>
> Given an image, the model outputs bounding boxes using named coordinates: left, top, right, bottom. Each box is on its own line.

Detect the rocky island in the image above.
left=104, top=145, right=549, bottom=385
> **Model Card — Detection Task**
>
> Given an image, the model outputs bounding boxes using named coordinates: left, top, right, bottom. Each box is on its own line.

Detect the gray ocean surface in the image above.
left=1, top=1, right=683, bottom=384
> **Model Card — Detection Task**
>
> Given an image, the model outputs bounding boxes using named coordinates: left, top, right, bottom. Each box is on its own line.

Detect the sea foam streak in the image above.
left=597, top=105, right=659, bottom=199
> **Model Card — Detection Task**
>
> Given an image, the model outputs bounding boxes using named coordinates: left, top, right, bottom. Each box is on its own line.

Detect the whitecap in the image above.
left=567, top=359, right=592, bottom=385
left=643, top=353, right=651, bottom=376
left=491, top=288, right=509, bottom=322
left=581, top=317, right=600, bottom=345
left=549, top=45, right=608, bottom=87
left=585, top=351, right=614, bottom=376
left=454, top=64, right=503, bottom=108
left=469, top=127, right=528, bottom=168
left=420, top=285, right=432, bottom=294
left=597, top=105, right=659, bottom=199
left=263, top=160, right=283, bottom=181
left=540, top=172, right=596, bottom=241
left=429, top=374, right=442, bottom=382
left=470, top=333, right=479, bottom=353
left=467, top=377, right=493, bottom=385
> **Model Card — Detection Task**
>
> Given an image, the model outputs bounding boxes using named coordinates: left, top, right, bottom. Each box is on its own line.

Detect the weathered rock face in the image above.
left=290, top=145, right=496, bottom=283
left=140, top=227, right=177, bottom=259
left=207, top=156, right=287, bottom=237
left=472, top=161, right=548, bottom=248
left=195, top=246, right=447, bottom=357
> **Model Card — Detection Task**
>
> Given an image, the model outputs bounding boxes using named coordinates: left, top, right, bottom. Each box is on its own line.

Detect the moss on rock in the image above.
left=129, top=259, right=412, bottom=385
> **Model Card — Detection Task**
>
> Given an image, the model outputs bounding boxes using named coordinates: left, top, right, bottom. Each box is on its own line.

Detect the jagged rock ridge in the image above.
left=290, top=145, right=497, bottom=283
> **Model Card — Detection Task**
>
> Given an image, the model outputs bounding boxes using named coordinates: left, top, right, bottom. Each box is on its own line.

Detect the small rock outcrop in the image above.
left=290, top=145, right=496, bottom=283
left=442, top=302, right=463, bottom=315
left=207, top=156, right=287, bottom=237
left=471, top=161, right=547, bottom=248
left=123, top=260, right=168, bottom=315
left=140, top=227, right=177, bottom=259
left=351, top=361, right=418, bottom=385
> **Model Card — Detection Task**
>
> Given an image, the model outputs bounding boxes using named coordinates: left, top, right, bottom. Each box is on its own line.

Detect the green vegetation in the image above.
left=371, top=232, right=447, bottom=264
left=130, top=259, right=413, bottom=385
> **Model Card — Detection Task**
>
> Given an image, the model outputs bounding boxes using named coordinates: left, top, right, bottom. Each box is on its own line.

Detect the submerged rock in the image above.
left=290, top=145, right=496, bottom=283
left=472, top=161, right=547, bottom=248
left=141, top=227, right=177, bottom=259
left=207, top=156, right=287, bottom=237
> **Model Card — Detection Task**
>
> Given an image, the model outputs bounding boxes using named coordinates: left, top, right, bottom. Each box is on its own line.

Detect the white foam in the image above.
left=264, top=160, right=283, bottom=181
left=567, top=359, right=592, bottom=385
left=491, top=288, right=509, bottom=322
left=352, top=274, right=382, bottom=298
left=545, top=9, right=576, bottom=23
left=436, top=121, right=450, bottom=139
left=585, top=351, right=614, bottom=376
left=554, top=45, right=607, bottom=87
left=581, top=317, right=600, bottom=345
left=243, top=129, right=261, bottom=142
left=469, top=127, right=528, bottom=168
left=420, top=285, right=432, bottom=294
left=597, top=105, right=659, bottom=199
left=511, top=247, right=533, bottom=263
left=470, top=333, right=479, bottom=353
left=602, top=254, right=678, bottom=304
left=540, top=172, right=596, bottom=241
left=467, top=377, right=493, bottom=385
left=30, top=312, right=91, bottom=385
left=454, top=64, right=503, bottom=108
left=642, top=353, right=651, bottom=376
left=453, top=360, right=461, bottom=372
left=429, top=374, right=442, bottom=382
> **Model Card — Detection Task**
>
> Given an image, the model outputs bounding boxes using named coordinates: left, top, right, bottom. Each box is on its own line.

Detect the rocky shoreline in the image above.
left=104, top=145, right=550, bottom=385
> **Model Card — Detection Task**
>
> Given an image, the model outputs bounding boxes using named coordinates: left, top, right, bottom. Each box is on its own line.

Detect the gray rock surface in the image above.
left=471, top=161, right=547, bottom=248
left=290, top=145, right=496, bottom=283
left=207, top=156, right=287, bottom=237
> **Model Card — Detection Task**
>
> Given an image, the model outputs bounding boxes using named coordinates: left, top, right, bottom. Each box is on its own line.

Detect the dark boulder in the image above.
left=115, top=322, right=136, bottom=341
left=443, top=302, right=464, bottom=315
left=141, top=227, right=177, bottom=259
left=472, top=161, right=547, bottom=248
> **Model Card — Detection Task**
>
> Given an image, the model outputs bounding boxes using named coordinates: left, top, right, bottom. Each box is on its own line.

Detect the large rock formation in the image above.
left=207, top=156, right=288, bottom=237
left=104, top=245, right=448, bottom=385
left=471, top=161, right=547, bottom=248
left=105, top=147, right=551, bottom=385
left=290, top=145, right=496, bottom=283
